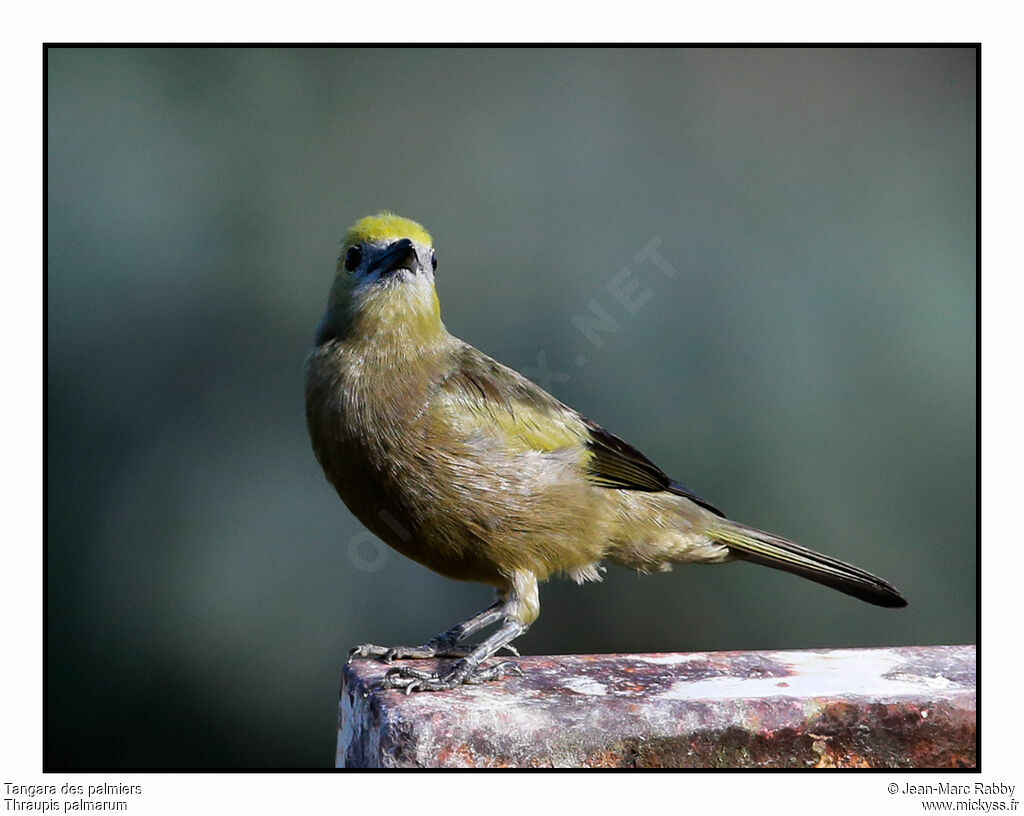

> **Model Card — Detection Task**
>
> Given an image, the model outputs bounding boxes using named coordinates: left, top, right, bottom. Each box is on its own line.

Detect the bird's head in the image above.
left=316, top=212, right=444, bottom=346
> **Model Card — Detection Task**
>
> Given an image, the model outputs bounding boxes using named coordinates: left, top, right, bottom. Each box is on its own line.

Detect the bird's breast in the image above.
left=305, top=339, right=610, bottom=582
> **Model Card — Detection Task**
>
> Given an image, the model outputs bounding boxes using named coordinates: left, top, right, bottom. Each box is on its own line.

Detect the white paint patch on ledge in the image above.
left=635, top=653, right=707, bottom=666
left=564, top=677, right=608, bottom=695
left=655, top=649, right=963, bottom=701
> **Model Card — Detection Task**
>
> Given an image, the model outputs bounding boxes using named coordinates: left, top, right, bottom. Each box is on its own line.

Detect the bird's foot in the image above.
left=379, top=660, right=524, bottom=693
left=349, top=641, right=519, bottom=663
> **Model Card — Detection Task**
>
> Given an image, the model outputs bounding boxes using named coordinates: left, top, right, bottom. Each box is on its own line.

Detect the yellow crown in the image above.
left=343, top=211, right=433, bottom=248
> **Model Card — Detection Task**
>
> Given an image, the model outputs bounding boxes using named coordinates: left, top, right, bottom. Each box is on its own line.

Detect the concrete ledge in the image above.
left=338, top=644, right=976, bottom=768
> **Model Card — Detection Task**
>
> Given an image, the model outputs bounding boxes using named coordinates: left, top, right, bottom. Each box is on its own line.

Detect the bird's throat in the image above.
left=317, top=275, right=446, bottom=356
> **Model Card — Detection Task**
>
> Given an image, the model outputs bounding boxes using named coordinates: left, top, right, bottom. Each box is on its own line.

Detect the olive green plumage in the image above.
left=305, top=212, right=906, bottom=691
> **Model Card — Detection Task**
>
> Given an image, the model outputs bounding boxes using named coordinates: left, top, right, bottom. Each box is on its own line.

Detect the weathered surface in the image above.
left=338, top=644, right=975, bottom=768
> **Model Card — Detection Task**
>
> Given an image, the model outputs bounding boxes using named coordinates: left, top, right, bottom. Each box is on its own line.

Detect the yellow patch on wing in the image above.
left=477, top=401, right=589, bottom=454
left=433, top=350, right=591, bottom=456
left=344, top=211, right=433, bottom=248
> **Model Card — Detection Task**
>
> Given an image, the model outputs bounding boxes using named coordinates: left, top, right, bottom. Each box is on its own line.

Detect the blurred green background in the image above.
left=46, top=47, right=976, bottom=768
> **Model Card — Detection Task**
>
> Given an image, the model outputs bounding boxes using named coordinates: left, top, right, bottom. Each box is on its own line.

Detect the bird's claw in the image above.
left=462, top=660, right=524, bottom=684
left=350, top=643, right=413, bottom=662
left=348, top=644, right=381, bottom=662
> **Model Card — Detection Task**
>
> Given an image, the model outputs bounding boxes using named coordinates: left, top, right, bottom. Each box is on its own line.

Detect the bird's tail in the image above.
left=710, top=521, right=908, bottom=608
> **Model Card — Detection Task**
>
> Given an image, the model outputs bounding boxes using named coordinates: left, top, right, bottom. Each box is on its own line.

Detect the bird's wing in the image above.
left=434, top=344, right=723, bottom=516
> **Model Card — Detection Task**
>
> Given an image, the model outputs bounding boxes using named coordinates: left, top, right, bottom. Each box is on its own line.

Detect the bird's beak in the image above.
left=370, top=238, right=421, bottom=277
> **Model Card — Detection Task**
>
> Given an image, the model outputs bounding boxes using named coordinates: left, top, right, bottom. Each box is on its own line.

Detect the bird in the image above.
left=305, top=211, right=907, bottom=692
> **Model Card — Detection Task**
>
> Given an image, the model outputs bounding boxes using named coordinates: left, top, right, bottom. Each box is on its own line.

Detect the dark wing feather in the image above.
left=583, top=419, right=724, bottom=516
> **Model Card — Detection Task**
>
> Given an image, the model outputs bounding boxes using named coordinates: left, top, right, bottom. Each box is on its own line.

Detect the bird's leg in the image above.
left=348, top=599, right=511, bottom=663
left=381, top=571, right=537, bottom=692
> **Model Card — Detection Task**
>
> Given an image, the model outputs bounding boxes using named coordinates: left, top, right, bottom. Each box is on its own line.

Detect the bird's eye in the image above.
left=343, top=245, right=363, bottom=272
left=430, top=249, right=438, bottom=272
